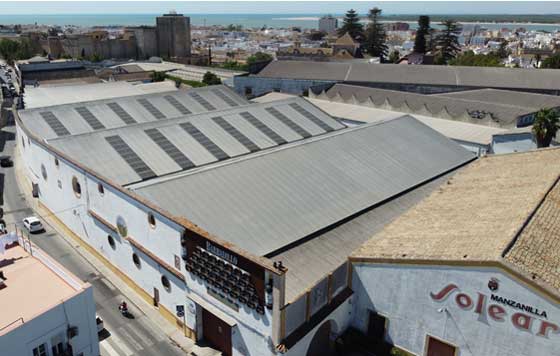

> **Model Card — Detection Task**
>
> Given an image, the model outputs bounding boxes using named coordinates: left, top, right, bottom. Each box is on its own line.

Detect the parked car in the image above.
left=0, top=156, right=13, bottom=167
left=22, top=216, right=43, bottom=233
left=96, top=315, right=104, bottom=333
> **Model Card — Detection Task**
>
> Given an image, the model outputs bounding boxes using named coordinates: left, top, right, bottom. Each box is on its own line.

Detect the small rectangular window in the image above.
left=32, top=344, right=47, bottom=356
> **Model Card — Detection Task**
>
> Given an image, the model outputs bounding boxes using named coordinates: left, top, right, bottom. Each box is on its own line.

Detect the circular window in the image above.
left=148, top=213, right=156, bottom=229
left=132, top=253, right=141, bottom=268
left=72, top=176, right=81, bottom=198
left=116, top=216, right=127, bottom=237
left=98, top=183, right=104, bottom=195
left=54, top=157, right=59, bottom=168
left=41, top=164, right=47, bottom=181
left=161, top=275, right=171, bottom=292
left=108, top=235, right=116, bottom=249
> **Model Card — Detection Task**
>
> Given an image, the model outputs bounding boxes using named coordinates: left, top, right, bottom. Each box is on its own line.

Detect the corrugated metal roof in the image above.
left=435, top=88, right=560, bottom=110
left=277, top=172, right=455, bottom=301
left=132, top=115, right=475, bottom=256
left=48, top=97, right=345, bottom=185
left=23, top=81, right=178, bottom=109
left=19, top=85, right=250, bottom=139
left=257, top=60, right=560, bottom=91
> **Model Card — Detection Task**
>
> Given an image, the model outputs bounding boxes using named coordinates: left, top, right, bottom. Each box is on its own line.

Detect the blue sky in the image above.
left=3, top=1, right=560, bottom=15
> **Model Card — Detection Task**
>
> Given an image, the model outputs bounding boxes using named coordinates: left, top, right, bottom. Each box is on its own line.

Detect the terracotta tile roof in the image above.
left=352, top=148, right=560, bottom=268
left=505, top=180, right=560, bottom=291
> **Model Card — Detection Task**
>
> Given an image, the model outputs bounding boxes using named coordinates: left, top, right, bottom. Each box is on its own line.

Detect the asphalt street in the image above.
left=0, top=125, right=186, bottom=356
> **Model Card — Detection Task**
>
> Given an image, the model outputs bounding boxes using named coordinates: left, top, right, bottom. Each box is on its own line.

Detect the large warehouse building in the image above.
left=16, top=80, right=475, bottom=355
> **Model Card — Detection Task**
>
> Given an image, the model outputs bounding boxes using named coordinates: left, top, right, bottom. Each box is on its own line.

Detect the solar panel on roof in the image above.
left=265, top=107, right=312, bottom=138
left=75, top=106, right=105, bottom=130
left=39, top=111, right=70, bottom=136
left=144, top=128, right=195, bottom=170
left=239, top=111, right=287, bottom=145
left=188, top=91, right=216, bottom=111
left=212, top=89, right=239, bottom=107
left=179, top=122, right=229, bottom=161
left=105, top=135, right=156, bottom=180
left=137, top=98, right=166, bottom=119
left=107, top=102, right=137, bottom=124
left=164, top=95, right=191, bottom=115
left=211, top=116, right=260, bottom=153
left=288, top=103, right=335, bottom=132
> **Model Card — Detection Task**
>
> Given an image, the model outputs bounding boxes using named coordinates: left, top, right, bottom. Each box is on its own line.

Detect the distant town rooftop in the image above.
left=0, top=244, right=87, bottom=335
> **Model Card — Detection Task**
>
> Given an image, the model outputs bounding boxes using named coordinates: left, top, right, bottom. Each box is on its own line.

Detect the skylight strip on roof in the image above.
left=288, top=103, right=335, bottom=132
left=265, top=107, right=312, bottom=138
left=144, top=128, right=195, bottom=170
left=239, top=111, right=287, bottom=145
left=137, top=98, right=166, bottom=119
left=179, top=122, right=229, bottom=161
left=212, top=89, right=239, bottom=107
left=39, top=111, right=70, bottom=136
left=188, top=91, right=216, bottom=111
left=105, top=135, right=156, bottom=180
left=75, top=106, right=105, bottom=130
left=164, top=95, right=191, bottom=115
left=107, top=102, right=137, bottom=124
left=211, top=116, right=260, bottom=152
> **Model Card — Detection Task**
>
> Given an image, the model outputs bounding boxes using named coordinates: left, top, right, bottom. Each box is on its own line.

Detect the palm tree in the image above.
left=532, top=108, right=560, bottom=148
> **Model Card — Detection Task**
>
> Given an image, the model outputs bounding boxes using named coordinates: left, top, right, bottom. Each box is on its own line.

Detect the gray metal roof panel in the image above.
left=19, top=85, right=246, bottom=140
left=278, top=172, right=454, bottom=301
left=46, top=97, right=339, bottom=185
left=133, top=116, right=474, bottom=256
left=258, top=60, right=560, bottom=91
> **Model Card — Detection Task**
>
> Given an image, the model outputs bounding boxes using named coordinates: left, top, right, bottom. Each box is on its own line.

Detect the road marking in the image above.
left=126, top=323, right=155, bottom=348
left=100, top=340, right=121, bottom=356
left=118, top=325, right=144, bottom=352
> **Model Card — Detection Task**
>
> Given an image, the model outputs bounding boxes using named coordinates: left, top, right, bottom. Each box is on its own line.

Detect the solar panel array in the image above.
left=265, top=107, right=312, bottom=138
left=211, top=116, right=260, bottom=153
left=164, top=95, right=191, bottom=115
left=212, top=89, right=239, bottom=107
left=105, top=135, right=156, bottom=180
left=179, top=122, right=229, bottom=161
left=137, top=98, right=166, bottom=119
left=75, top=106, right=105, bottom=130
left=40, top=111, right=70, bottom=137
left=144, top=128, right=195, bottom=170
left=189, top=92, right=216, bottom=111
left=107, top=102, right=137, bottom=124
left=240, top=111, right=287, bottom=145
left=288, top=103, right=335, bottom=132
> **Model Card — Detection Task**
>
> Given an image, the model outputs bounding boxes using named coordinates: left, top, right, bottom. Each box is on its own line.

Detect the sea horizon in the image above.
left=0, top=13, right=559, bottom=31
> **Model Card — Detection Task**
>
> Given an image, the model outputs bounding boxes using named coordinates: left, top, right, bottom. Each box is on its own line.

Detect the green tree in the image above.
left=388, top=50, right=400, bottom=63
left=337, top=9, right=364, bottom=41
left=202, top=71, right=222, bottom=85
left=246, top=52, right=273, bottom=65
left=150, top=71, right=166, bottom=82
left=0, top=39, right=21, bottom=64
left=413, top=16, right=431, bottom=54
left=532, top=108, right=560, bottom=148
left=496, top=41, right=510, bottom=59
left=541, top=53, right=560, bottom=68
left=364, top=7, right=388, bottom=60
left=448, top=51, right=503, bottom=67
left=435, top=20, right=462, bottom=64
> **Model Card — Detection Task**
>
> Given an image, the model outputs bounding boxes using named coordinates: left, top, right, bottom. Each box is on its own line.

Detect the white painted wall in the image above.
left=0, top=286, right=99, bottom=356
left=284, top=296, right=354, bottom=356
left=352, top=264, right=560, bottom=356
left=17, top=124, right=280, bottom=355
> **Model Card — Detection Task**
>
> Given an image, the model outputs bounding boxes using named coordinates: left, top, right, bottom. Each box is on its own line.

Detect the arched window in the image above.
left=132, top=253, right=141, bottom=268
left=72, top=176, right=81, bottom=198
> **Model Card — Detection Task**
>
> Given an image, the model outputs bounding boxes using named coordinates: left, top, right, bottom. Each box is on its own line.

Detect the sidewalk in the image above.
left=13, top=145, right=219, bottom=356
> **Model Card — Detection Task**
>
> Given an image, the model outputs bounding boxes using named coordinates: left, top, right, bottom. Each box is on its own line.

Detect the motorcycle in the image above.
left=118, top=302, right=130, bottom=317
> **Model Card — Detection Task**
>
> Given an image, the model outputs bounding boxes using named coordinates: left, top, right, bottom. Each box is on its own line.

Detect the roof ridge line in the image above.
left=129, top=115, right=411, bottom=190
left=501, top=174, right=560, bottom=258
